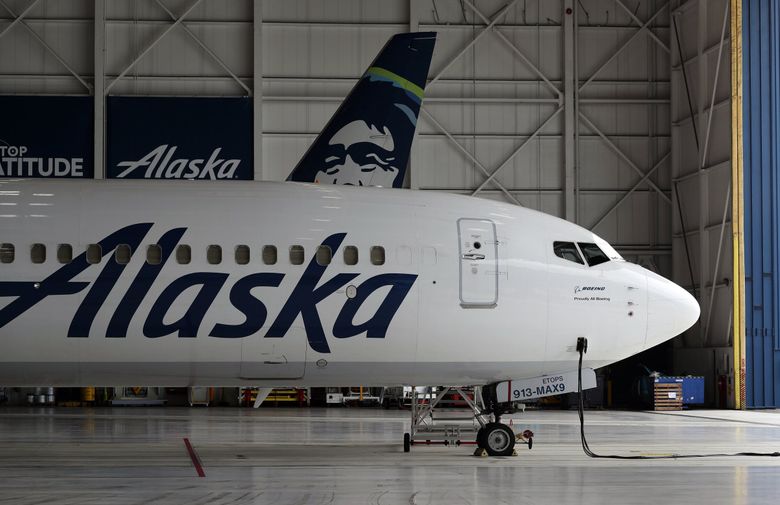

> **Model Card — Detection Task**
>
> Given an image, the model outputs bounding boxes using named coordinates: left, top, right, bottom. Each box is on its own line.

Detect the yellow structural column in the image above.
left=730, top=0, right=745, bottom=410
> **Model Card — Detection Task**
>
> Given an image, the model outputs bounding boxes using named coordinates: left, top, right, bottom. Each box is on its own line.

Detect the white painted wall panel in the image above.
left=264, top=0, right=407, bottom=23
left=670, top=0, right=732, bottom=352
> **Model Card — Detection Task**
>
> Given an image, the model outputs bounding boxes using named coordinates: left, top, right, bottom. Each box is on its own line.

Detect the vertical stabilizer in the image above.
left=287, top=32, right=436, bottom=187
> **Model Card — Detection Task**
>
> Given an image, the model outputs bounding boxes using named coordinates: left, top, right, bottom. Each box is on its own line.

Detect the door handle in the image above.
left=262, top=356, right=288, bottom=365
left=462, top=253, right=485, bottom=260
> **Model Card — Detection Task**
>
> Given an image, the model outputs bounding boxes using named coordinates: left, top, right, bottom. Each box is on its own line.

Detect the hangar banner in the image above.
left=107, top=97, right=252, bottom=180
left=0, top=96, right=93, bottom=178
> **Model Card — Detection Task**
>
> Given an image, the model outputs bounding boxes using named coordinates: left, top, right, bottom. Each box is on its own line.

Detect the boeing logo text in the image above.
left=574, top=286, right=606, bottom=294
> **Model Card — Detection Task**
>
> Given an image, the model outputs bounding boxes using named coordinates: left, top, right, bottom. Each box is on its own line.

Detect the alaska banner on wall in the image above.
left=0, top=96, right=93, bottom=178
left=107, top=97, right=252, bottom=180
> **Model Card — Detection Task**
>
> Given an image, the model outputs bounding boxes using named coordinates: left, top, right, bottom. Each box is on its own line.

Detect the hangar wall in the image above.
left=669, top=0, right=735, bottom=407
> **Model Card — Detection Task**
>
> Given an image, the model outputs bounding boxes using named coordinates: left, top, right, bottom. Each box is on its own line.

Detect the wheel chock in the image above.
left=511, top=449, right=518, bottom=457
left=473, top=447, right=488, bottom=457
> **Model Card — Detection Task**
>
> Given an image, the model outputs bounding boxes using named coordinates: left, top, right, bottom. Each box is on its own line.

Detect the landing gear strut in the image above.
left=480, top=383, right=508, bottom=423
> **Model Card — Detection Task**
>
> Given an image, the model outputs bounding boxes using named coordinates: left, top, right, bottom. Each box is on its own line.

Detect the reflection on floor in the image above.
left=1, top=407, right=779, bottom=504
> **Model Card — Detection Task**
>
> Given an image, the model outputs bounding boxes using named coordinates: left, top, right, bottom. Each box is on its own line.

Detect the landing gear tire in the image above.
left=482, top=422, right=515, bottom=456
left=476, top=426, right=487, bottom=448
left=403, top=432, right=411, bottom=453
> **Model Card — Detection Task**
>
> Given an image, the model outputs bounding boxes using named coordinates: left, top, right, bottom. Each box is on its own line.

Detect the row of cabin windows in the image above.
left=0, top=243, right=386, bottom=267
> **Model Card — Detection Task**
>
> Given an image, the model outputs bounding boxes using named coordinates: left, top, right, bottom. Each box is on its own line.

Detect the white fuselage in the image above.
left=0, top=179, right=699, bottom=387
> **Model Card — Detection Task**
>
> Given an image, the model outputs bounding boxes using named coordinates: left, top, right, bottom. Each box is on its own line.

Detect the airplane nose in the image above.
left=645, top=271, right=700, bottom=347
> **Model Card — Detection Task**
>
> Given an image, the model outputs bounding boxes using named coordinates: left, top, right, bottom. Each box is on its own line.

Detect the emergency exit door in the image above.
left=457, top=218, right=498, bottom=307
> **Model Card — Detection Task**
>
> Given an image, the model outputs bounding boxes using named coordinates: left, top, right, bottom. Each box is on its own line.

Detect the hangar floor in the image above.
left=1, top=407, right=779, bottom=504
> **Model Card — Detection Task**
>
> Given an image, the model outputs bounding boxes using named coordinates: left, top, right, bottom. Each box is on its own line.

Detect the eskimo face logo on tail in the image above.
left=0, top=224, right=416, bottom=353
left=312, top=72, right=421, bottom=188
left=115, top=145, right=241, bottom=179
left=316, top=120, right=400, bottom=187
left=292, top=68, right=423, bottom=188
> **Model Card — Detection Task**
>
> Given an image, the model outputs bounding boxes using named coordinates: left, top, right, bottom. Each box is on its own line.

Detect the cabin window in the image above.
left=422, top=246, right=437, bottom=265
left=146, top=244, right=162, bottom=265
left=57, top=244, right=72, bottom=264
left=578, top=242, right=610, bottom=267
left=31, top=243, right=46, bottom=264
left=262, top=245, right=277, bottom=265
left=207, top=245, right=222, bottom=265
left=397, top=246, right=412, bottom=265
left=235, top=245, right=250, bottom=265
left=176, top=245, right=191, bottom=264
left=0, top=243, right=14, bottom=263
left=86, top=244, right=102, bottom=264
left=343, top=245, right=358, bottom=265
left=553, top=241, right=583, bottom=265
left=115, top=244, right=131, bottom=265
left=316, top=245, right=332, bottom=266
left=370, top=246, right=385, bottom=265
left=289, top=245, right=304, bottom=265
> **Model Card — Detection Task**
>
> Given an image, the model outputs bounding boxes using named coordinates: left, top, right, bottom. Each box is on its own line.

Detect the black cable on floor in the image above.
left=576, top=337, right=780, bottom=459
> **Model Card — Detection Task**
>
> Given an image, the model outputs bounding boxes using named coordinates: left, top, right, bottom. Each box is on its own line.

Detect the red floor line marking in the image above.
left=183, top=437, right=205, bottom=477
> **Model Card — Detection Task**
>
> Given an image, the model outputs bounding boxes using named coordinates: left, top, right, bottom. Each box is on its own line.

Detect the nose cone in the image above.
left=646, top=271, right=700, bottom=347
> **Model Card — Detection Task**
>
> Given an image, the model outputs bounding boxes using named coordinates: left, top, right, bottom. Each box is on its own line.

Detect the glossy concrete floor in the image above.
left=1, top=407, right=779, bottom=504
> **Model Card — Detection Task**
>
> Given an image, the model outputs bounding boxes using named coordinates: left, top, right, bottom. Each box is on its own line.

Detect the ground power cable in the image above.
left=575, top=337, right=780, bottom=459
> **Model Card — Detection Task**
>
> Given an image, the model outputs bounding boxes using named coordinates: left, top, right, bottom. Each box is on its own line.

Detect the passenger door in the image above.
left=457, top=218, right=498, bottom=307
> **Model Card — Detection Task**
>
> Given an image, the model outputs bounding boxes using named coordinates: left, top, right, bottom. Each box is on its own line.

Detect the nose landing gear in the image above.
left=473, top=383, right=534, bottom=456
left=476, top=422, right=516, bottom=456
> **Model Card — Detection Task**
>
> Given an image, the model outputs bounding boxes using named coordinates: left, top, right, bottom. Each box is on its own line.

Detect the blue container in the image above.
left=655, top=376, right=704, bottom=405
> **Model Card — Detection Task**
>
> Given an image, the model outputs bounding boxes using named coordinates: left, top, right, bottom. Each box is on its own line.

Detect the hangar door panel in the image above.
left=458, top=218, right=498, bottom=307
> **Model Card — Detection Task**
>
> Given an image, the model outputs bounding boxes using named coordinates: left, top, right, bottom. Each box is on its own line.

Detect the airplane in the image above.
left=0, top=32, right=699, bottom=456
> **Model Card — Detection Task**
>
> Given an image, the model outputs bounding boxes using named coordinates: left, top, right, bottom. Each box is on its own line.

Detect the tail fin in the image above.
left=287, top=32, right=436, bottom=187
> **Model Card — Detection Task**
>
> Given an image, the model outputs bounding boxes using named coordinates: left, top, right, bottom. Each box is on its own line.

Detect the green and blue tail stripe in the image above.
left=364, top=66, right=426, bottom=104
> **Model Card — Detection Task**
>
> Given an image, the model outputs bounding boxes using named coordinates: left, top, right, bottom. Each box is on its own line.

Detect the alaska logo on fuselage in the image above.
left=0, top=223, right=417, bottom=354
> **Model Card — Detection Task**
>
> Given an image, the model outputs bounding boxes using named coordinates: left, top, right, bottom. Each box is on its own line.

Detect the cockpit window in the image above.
left=553, top=241, right=584, bottom=264
left=578, top=242, right=610, bottom=266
